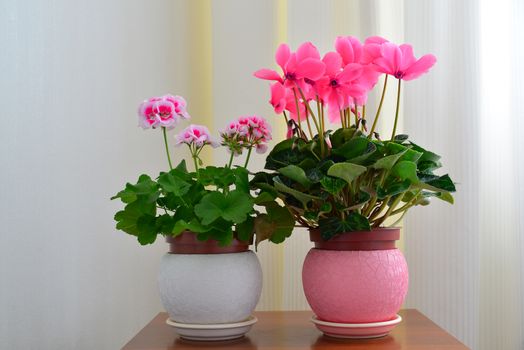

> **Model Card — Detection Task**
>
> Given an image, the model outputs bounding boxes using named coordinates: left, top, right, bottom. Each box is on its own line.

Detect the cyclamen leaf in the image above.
left=319, top=214, right=371, bottom=240
left=372, top=150, right=407, bottom=170
left=327, top=163, right=367, bottom=185
left=332, top=137, right=371, bottom=160
left=273, top=177, right=321, bottom=207
left=391, top=161, right=419, bottom=183
left=320, top=176, right=347, bottom=195
left=278, top=165, right=313, bottom=188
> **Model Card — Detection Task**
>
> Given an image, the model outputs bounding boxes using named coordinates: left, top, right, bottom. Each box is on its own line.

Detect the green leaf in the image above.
left=253, top=191, right=276, bottom=205
left=198, top=166, right=236, bottom=188
left=332, top=137, right=371, bottom=160
left=111, top=174, right=159, bottom=203
left=157, top=172, right=191, bottom=197
left=331, top=127, right=358, bottom=148
left=319, top=213, right=371, bottom=240
left=278, top=165, right=313, bottom=188
left=391, top=161, right=419, bottom=183
left=416, top=174, right=456, bottom=192
left=114, top=197, right=156, bottom=236
left=136, top=215, right=158, bottom=245
left=372, top=150, right=407, bottom=170
left=347, top=142, right=377, bottom=164
left=236, top=216, right=254, bottom=242
left=320, top=176, right=347, bottom=195
left=233, top=167, right=250, bottom=193
left=172, top=219, right=210, bottom=235
left=264, top=138, right=310, bottom=170
left=327, top=163, right=367, bottom=184
left=194, top=190, right=254, bottom=225
left=377, top=180, right=411, bottom=199
left=174, top=159, right=188, bottom=172
left=254, top=203, right=295, bottom=246
left=385, top=143, right=422, bottom=163
left=273, top=176, right=321, bottom=207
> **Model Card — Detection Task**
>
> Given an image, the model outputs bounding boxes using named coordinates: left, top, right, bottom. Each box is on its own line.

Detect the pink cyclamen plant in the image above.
left=255, top=36, right=436, bottom=154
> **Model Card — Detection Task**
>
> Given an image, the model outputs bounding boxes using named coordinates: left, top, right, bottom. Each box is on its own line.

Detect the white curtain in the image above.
left=403, top=0, right=524, bottom=349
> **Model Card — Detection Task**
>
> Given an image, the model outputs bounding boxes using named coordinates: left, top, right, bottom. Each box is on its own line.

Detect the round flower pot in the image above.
left=158, top=232, right=262, bottom=340
left=302, top=227, right=408, bottom=338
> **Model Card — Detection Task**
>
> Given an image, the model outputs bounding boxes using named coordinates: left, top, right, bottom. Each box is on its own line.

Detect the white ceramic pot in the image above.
left=158, top=233, right=262, bottom=325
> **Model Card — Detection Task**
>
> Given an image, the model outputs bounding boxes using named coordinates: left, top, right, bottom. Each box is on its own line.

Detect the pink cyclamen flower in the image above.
left=316, top=52, right=366, bottom=122
left=175, top=124, right=219, bottom=148
left=334, top=36, right=363, bottom=65
left=373, top=43, right=436, bottom=80
left=254, top=42, right=326, bottom=89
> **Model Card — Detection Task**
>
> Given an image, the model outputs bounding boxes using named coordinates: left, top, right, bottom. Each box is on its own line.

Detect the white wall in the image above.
left=0, top=1, right=188, bottom=349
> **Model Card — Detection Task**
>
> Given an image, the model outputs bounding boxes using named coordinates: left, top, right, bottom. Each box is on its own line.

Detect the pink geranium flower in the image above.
left=254, top=42, right=326, bottom=89
left=138, top=94, right=191, bottom=130
left=163, top=94, right=190, bottom=119
left=221, top=115, right=272, bottom=155
left=175, top=124, right=218, bottom=148
left=373, top=43, right=436, bottom=80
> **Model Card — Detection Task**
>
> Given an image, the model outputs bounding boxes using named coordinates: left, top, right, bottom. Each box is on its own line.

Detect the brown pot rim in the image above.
left=309, top=227, right=400, bottom=251
left=165, top=231, right=252, bottom=254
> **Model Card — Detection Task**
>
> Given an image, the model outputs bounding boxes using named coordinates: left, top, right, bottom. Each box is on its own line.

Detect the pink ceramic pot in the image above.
left=302, top=227, right=408, bottom=323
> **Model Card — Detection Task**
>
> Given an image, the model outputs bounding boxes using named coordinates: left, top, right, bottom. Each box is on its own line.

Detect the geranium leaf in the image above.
left=194, top=190, right=253, bottom=225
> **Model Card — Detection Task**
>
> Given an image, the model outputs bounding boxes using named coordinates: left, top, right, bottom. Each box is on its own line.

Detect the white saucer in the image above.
left=311, top=314, right=402, bottom=339
left=166, top=316, right=258, bottom=341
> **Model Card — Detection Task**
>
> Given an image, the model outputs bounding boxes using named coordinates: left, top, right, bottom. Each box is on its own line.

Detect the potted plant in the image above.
left=252, top=37, right=456, bottom=338
left=111, top=95, right=294, bottom=341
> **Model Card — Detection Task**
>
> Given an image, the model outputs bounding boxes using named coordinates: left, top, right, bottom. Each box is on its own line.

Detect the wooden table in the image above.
left=122, top=309, right=469, bottom=349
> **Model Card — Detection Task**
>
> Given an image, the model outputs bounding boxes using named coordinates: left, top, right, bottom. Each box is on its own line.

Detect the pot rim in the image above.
left=309, top=227, right=400, bottom=251
left=166, top=231, right=252, bottom=254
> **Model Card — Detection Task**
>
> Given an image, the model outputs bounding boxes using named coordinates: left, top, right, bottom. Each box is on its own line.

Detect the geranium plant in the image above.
left=112, top=94, right=294, bottom=245
left=251, top=37, right=456, bottom=240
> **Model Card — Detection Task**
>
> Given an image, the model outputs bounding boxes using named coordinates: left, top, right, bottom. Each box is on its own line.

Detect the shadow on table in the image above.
left=174, top=336, right=256, bottom=349
left=313, top=334, right=401, bottom=349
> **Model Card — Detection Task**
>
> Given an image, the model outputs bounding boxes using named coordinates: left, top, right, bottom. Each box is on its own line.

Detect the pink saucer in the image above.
left=311, top=314, right=402, bottom=339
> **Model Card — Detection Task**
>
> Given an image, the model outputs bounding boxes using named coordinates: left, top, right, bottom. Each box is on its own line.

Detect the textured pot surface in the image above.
left=302, top=228, right=408, bottom=323
left=158, top=250, right=262, bottom=324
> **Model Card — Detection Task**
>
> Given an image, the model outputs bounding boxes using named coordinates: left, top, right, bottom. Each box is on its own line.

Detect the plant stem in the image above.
left=362, top=105, right=366, bottom=131
left=227, top=150, right=235, bottom=168
left=304, top=105, right=314, bottom=139
left=162, top=127, right=173, bottom=170
left=297, top=87, right=321, bottom=134
left=283, top=110, right=289, bottom=124
left=244, top=146, right=253, bottom=168
left=372, top=194, right=404, bottom=227
left=369, top=74, right=389, bottom=139
left=354, top=102, right=359, bottom=126
left=292, top=88, right=304, bottom=137
left=390, top=78, right=402, bottom=140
